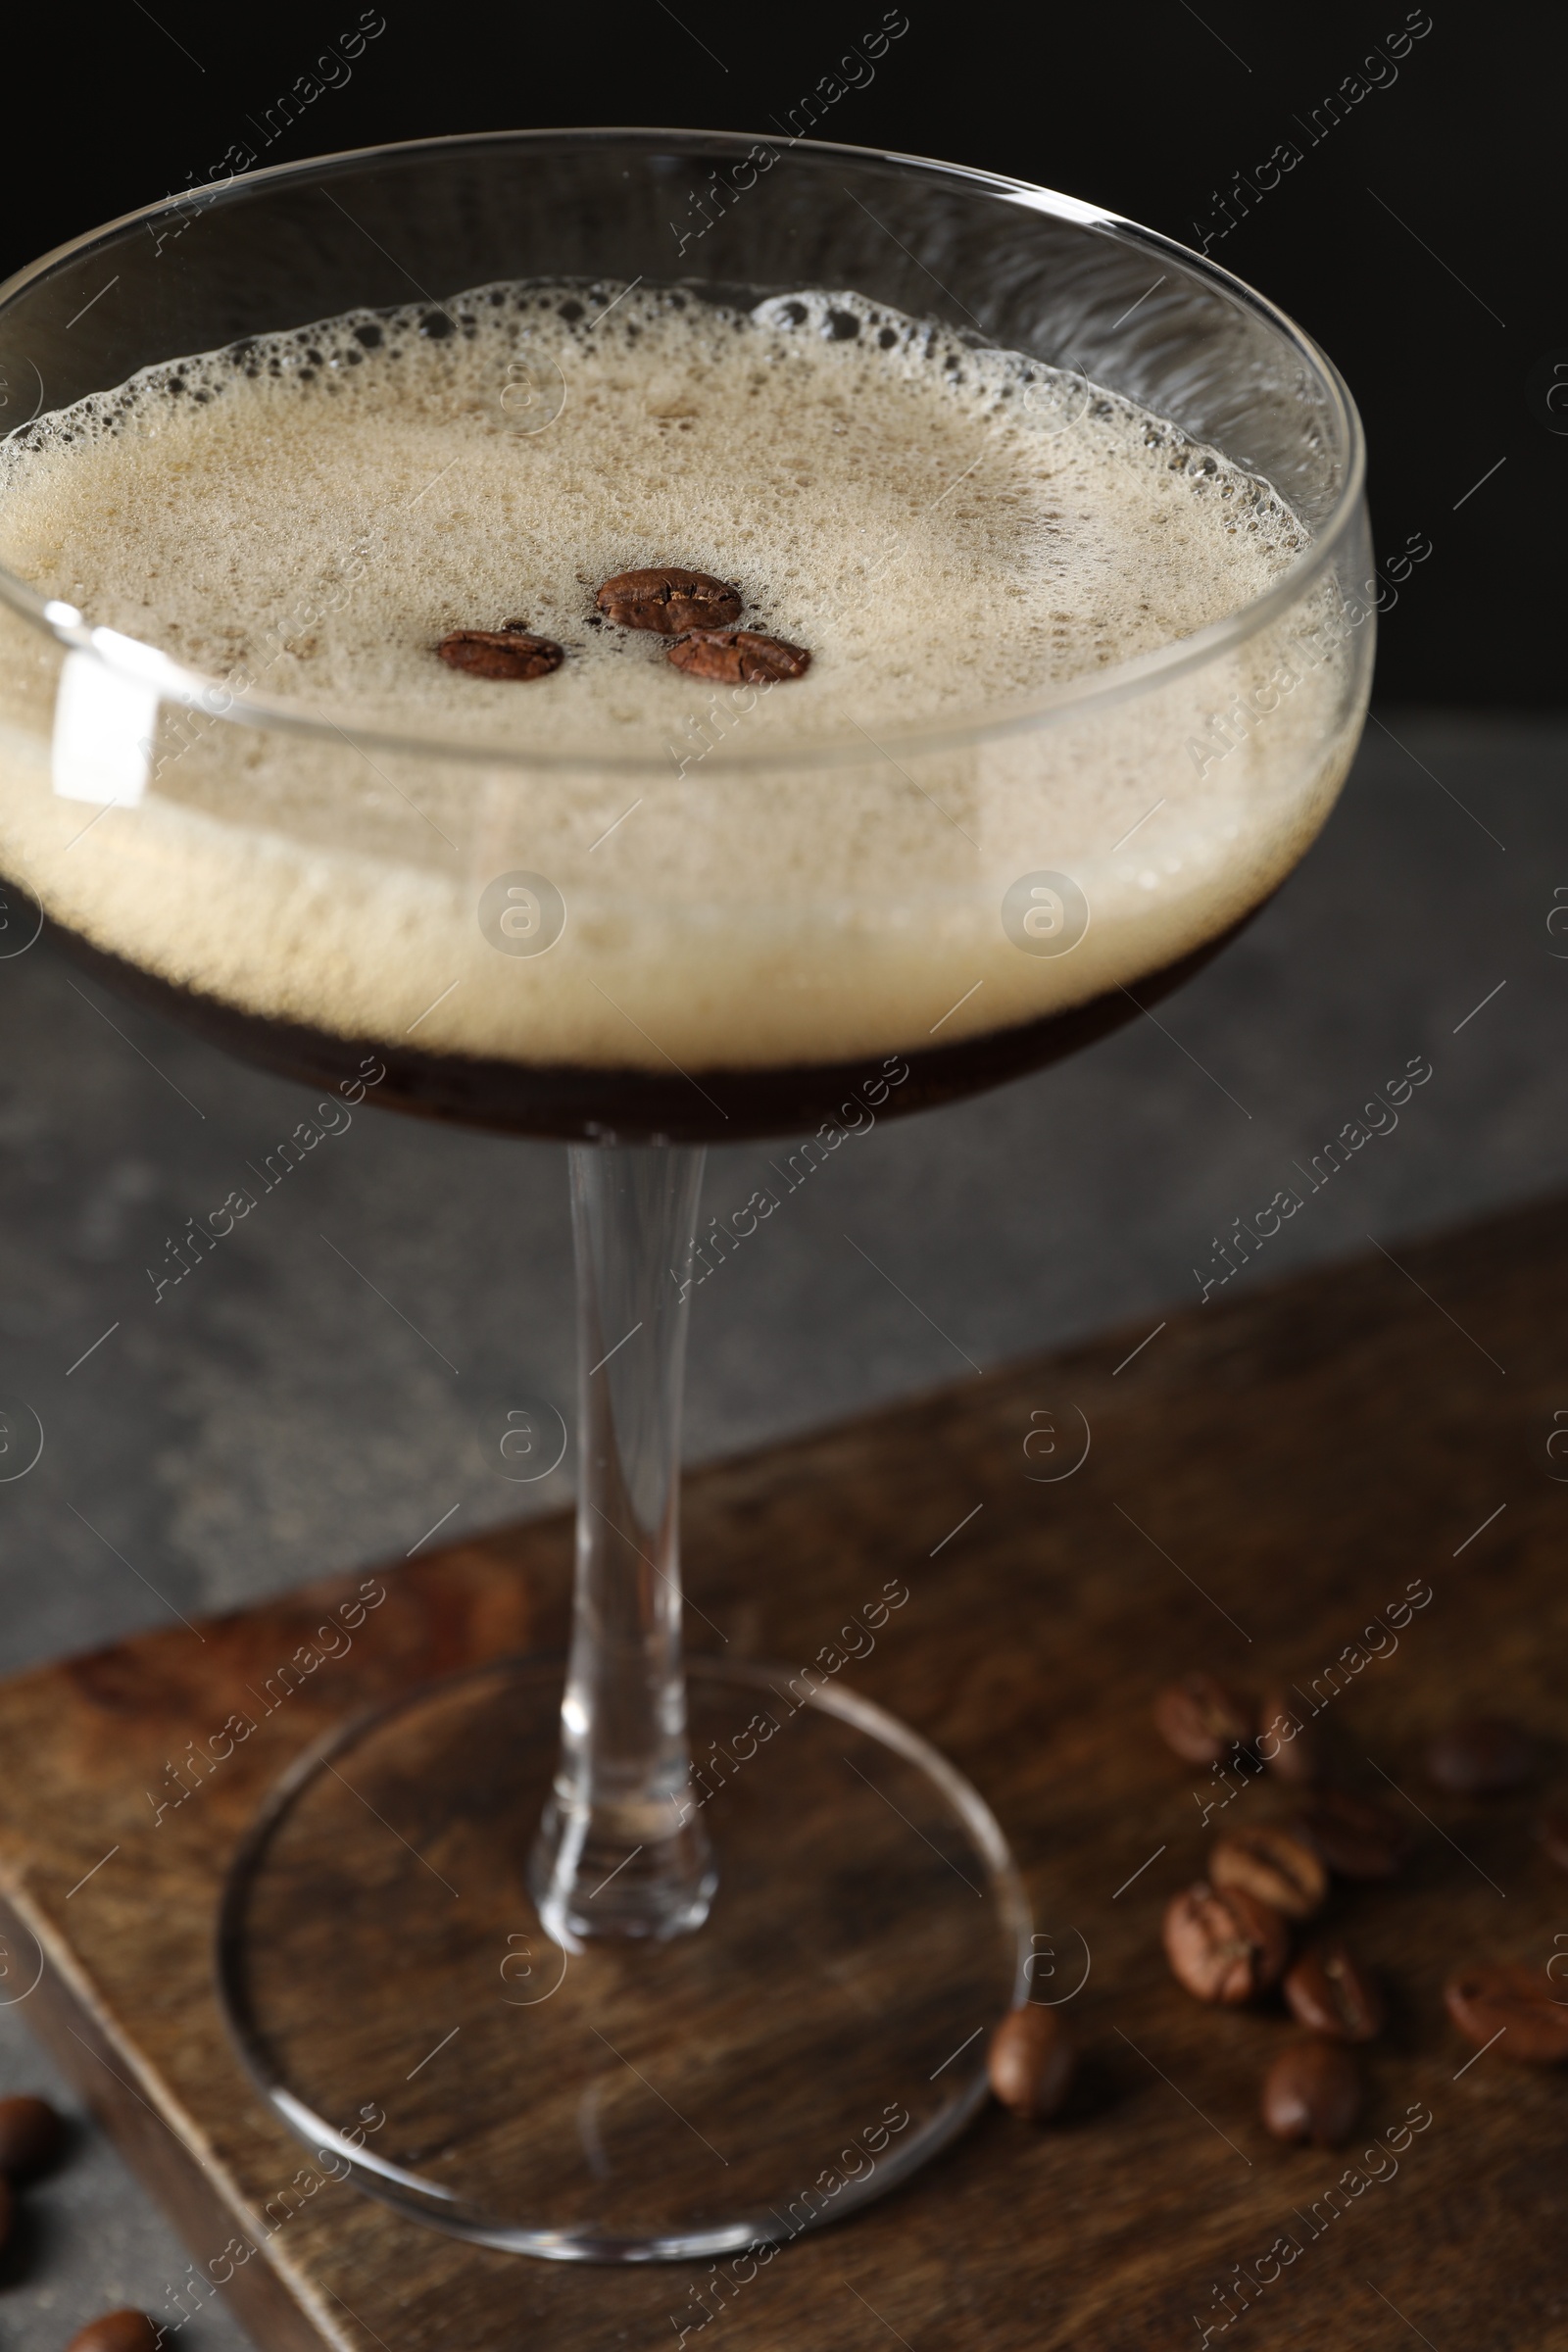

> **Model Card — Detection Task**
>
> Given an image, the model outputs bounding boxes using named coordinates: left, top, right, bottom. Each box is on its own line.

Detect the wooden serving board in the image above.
left=2, top=1197, right=1566, bottom=2351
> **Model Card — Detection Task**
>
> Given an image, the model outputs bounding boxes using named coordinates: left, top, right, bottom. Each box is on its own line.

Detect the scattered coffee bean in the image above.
left=1293, top=1787, right=1413, bottom=1880
left=1284, top=1940, right=1387, bottom=2042
left=1152, top=1672, right=1253, bottom=1767
left=988, top=2005, right=1074, bottom=2121
left=0, top=2092, right=64, bottom=2178
left=1426, top=1716, right=1531, bottom=1796
left=1261, top=2039, right=1361, bottom=2146
left=1538, top=1804, right=1568, bottom=1872
left=1256, top=1685, right=1322, bottom=1784
left=596, top=567, right=743, bottom=634
left=65, top=2313, right=162, bottom=2352
left=1210, top=1824, right=1327, bottom=1921
left=667, top=627, right=811, bottom=683
left=1162, top=1881, right=1290, bottom=2005
left=1445, top=1961, right=1568, bottom=2064
left=436, top=628, right=564, bottom=681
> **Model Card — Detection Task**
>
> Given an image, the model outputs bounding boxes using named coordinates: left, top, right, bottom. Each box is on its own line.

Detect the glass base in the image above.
left=216, top=1656, right=1030, bottom=2261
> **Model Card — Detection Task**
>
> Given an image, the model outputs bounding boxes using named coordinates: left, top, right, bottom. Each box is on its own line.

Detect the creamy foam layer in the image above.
left=0, top=283, right=1362, bottom=1071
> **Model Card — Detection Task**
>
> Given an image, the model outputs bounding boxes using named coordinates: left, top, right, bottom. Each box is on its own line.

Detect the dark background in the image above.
left=2, top=0, right=1558, bottom=708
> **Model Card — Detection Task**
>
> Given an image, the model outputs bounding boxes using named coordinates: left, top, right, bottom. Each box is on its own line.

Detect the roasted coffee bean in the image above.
left=1152, top=1672, right=1254, bottom=1767
left=1261, top=2039, right=1361, bottom=2146
left=0, top=2091, right=64, bottom=2177
left=1426, top=1716, right=1531, bottom=1796
left=666, top=627, right=811, bottom=683
left=436, top=628, right=564, bottom=680
left=1256, top=1685, right=1322, bottom=1784
left=1162, top=1881, right=1290, bottom=2005
left=65, top=2314, right=163, bottom=2352
left=1538, top=1803, right=1568, bottom=1872
left=1445, top=1961, right=1568, bottom=2064
left=1284, top=1940, right=1386, bottom=2042
left=1210, top=1824, right=1328, bottom=1921
left=988, top=2004, right=1074, bottom=2121
left=1293, top=1787, right=1413, bottom=1880
left=596, top=567, right=743, bottom=633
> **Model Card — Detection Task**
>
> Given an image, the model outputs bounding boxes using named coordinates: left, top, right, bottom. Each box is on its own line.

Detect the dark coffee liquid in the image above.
left=46, top=916, right=1249, bottom=1144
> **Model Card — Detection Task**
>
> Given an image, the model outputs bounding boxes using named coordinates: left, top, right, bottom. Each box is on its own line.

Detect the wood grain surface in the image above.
left=1, top=1196, right=1565, bottom=2351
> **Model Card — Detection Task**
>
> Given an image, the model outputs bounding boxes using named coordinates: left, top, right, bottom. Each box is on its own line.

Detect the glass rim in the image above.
left=0, top=124, right=1367, bottom=779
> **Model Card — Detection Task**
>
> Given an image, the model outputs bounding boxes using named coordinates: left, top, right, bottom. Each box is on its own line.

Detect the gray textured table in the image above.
left=0, top=708, right=1560, bottom=2345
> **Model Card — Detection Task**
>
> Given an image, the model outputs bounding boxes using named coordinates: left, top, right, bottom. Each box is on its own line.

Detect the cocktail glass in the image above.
left=0, top=129, right=1372, bottom=2258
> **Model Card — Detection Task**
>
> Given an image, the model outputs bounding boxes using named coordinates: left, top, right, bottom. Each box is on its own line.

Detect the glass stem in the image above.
left=527, top=1141, right=715, bottom=1948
